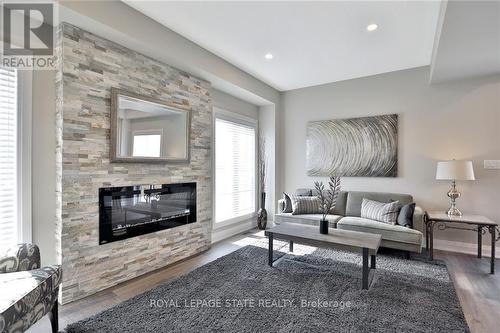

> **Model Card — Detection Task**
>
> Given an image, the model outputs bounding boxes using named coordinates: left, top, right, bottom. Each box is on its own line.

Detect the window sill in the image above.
left=213, top=212, right=257, bottom=230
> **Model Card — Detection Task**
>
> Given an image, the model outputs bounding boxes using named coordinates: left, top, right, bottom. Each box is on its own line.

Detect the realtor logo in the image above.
left=2, top=2, right=53, bottom=55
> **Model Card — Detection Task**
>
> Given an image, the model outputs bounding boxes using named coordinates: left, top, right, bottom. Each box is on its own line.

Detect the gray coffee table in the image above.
left=265, top=223, right=381, bottom=290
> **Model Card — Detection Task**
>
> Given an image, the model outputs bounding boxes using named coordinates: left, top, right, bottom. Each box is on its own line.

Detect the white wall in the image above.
left=211, top=89, right=259, bottom=119
left=282, top=66, right=500, bottom=245
left=32, top=70, right=57, bottom=266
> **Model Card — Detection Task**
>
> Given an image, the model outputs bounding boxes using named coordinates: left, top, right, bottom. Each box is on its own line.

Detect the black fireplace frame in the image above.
left=99, top=182, right=196, bottom=245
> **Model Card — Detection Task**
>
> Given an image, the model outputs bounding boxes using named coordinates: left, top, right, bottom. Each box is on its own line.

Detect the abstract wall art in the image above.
left=306, top=114, right=398, bottom=177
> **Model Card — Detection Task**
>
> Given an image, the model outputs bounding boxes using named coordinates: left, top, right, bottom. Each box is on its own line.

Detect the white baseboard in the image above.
left=211, top=220, right=255, bottom=244
left=431, top=238, right=493, bottom=257
left=211, top=215, right=274, bottom=244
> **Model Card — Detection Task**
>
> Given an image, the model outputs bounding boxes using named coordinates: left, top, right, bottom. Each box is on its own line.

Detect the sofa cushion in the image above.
left=361, top=199, right=400, bottom=224
left=337, top=216, right=422, bottom=245
left=332, top=191, right=348, bottom=216
left=318, top=190, right=347, bottom=216
left=289, top=195, right=322, bottom=215
left=275, top=213, right=343, bottom=227
left=346, top=191, right=413, bottom=217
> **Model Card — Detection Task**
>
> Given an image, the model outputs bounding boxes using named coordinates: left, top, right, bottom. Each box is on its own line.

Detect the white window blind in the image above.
left=215, top=117, right=256, bottom=223
left=0, top=67, right=17, bottom=247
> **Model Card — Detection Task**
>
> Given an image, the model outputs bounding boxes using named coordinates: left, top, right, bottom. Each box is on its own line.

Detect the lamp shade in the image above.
left=436, top=160, right=475, bottom=180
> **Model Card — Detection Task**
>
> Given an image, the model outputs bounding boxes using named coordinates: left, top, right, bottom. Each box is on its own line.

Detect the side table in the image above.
left=424, top=211, right=498, bottom=274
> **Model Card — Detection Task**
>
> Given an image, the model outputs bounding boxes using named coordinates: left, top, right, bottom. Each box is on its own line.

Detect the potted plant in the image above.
left=314, top=176, right=341, bottom=234
left=257, top=137, right=267, bottom=230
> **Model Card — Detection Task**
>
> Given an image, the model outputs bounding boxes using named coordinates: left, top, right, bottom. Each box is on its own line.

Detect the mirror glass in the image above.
left=112, top=91, right=189, bottom=162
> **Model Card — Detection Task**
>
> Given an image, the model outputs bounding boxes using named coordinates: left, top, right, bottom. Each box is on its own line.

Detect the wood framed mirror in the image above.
left=110, top=88, right=190, bottom=163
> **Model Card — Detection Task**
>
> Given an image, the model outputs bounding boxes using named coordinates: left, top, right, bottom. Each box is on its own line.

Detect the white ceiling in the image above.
left=125, top=1, right=441, bottom=91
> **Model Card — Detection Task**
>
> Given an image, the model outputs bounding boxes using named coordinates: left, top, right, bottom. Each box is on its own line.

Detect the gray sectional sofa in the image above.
left=276, top=190, right=424, bottom=253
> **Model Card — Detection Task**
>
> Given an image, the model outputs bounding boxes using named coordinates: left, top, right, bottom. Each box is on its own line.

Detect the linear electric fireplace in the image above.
left=99, top=183, right=196, bottom=244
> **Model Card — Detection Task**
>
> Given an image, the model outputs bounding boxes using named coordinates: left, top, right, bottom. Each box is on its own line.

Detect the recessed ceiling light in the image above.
left=366, top=24, right=378, bottom=32
left=264, top=53, right=273, bottom=60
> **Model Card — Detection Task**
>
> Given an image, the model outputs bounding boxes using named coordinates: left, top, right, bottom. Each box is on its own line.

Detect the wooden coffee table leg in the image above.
left=289, top=240, right=293, bottom=252
left=370, top=255, right=376, bottom=269
left=362, top=248, right=369, bottom=290
left=268, top=233, right=273, bottom=267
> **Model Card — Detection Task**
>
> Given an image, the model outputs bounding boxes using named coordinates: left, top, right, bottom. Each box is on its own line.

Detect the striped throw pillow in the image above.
left=360, top=199, right=400, bottom=224
left=289, top=195, right=322, bottom=215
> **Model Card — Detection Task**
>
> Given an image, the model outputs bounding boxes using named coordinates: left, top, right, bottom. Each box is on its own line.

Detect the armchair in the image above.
left=0, top=244, right=61, bottom=333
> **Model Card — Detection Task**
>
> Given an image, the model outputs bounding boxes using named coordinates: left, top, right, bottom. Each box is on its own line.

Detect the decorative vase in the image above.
left=257, top=192, right=267, bottom=230
left=320, top=219, right=329, bottom=234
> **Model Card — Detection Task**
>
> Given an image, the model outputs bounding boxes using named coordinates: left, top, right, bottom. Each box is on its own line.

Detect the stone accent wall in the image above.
left=55, top=23, right=212, bottom=304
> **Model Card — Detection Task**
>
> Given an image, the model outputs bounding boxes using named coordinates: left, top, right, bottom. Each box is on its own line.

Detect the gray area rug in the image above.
left=65, top=242, right=469, bottom=333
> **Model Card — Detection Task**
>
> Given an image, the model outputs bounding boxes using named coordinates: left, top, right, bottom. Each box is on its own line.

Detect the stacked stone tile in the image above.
left=55, top=23, right=213, bottom=304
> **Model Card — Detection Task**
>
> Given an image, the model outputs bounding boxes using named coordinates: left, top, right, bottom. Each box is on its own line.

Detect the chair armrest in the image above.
left=412, top=206, right=425, bottom=232
left=0, top=243, right=41, bottom=273
left=278, top=199, right=286, bottom=214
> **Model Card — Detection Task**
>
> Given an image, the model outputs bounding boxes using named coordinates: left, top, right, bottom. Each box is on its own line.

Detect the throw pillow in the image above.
left=361, top=198, right=400, bottom=224
left=397, top=203, right=416, bottom=227
left=290, top=194, right=321, bottom=215
left=295, top=188, right=312, bottom=196
left=282, top=192, right=293, bottom=213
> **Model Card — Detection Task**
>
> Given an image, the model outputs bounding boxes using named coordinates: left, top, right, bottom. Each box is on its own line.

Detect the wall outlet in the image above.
left=484, top=160, right=500, bottom=169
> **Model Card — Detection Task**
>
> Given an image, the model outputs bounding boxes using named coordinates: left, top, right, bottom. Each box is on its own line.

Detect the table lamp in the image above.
left=436, top=160, right=475, bottom=216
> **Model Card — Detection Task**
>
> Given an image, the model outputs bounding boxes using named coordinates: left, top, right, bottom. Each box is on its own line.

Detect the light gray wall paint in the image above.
left=32, top=70, right=57, bottom=266
left=282, top=66, right=500, bottom=245
left=211, top=89, right=259, bottom=119
left=430, top=0, right=500, bottom=83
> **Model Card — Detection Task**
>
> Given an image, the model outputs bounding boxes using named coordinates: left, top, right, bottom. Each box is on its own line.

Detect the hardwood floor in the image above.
left=28, top=230, right=499, bottom=333
left=436, top=249, right=500, bottom=333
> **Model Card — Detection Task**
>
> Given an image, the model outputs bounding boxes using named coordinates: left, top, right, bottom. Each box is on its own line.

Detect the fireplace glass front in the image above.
left=99, top=183, right=196, bottom=244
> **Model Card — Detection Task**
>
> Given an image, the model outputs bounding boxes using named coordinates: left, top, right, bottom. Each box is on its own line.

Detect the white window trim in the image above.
left=212, top=107, right=258, bottom=231
left=17, top=69, right=32, bottom=243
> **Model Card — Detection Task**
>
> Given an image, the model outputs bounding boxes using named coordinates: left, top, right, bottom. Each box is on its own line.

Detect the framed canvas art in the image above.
left=306, top=114, right=398, bottom=177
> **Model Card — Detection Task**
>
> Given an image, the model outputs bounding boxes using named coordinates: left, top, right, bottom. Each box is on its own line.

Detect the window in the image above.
left=0, top=67, right=17, bottom=246
left=0, top=67, right=31, bottom=248
left=215, top=114, right=256, bottom=224
left=132, top=130, right=162, bottom=157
